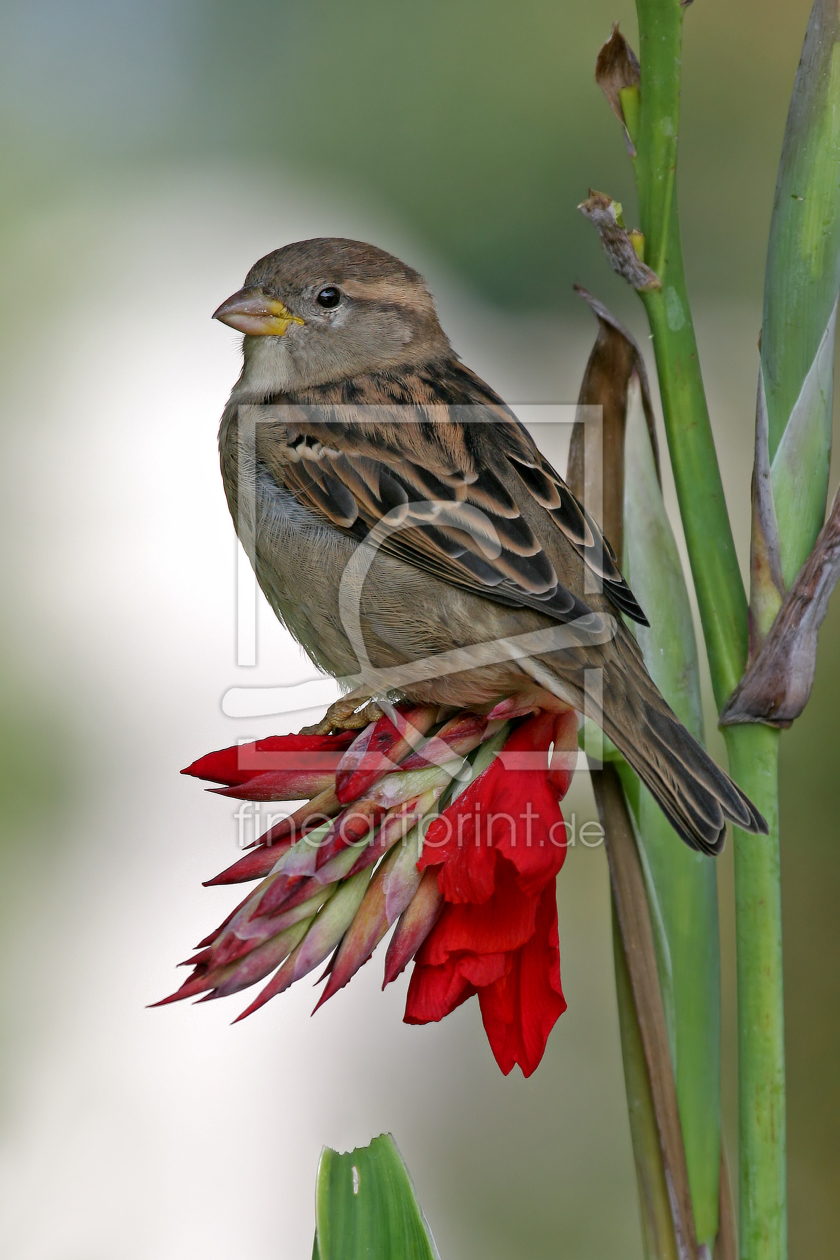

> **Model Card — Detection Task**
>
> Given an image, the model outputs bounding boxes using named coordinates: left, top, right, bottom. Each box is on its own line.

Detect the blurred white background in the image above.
left=0, top=169, right=641, bottom=1260
left=2, top=2, right=838, bottom=1254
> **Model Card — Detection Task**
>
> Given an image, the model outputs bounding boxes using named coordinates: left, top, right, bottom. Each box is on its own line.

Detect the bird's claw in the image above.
left=300, top=695, right=385, bottom=735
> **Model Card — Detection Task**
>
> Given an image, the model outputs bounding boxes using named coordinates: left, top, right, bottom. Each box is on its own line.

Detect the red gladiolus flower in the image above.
left=159, top=704, right=579, bottom=1077
left=404, top=711, right=574, bottom=1076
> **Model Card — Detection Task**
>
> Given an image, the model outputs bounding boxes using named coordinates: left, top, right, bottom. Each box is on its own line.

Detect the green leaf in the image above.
left=761, top=0, right=840, bottom=582
left=769, top=302, right=837, bottom=586
left=622, top=393, right=722, bottom=1249
left=314, top=1133, right=440, bottom=1260
left=623, top=393, right=703, bottom=744
left=611, top=900, right=680, bottom=1260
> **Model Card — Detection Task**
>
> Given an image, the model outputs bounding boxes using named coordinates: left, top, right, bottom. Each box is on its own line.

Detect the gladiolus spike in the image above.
left=151, top=956, right=240, bottom=1006
left=399, top=712, right=489, bottom=771
left=170, top=698, right=578, bottom=1075
left=181, top=732, right=354, bottom=786
left=200, top=868, right=306, bottom=969
left=314, top=848, right=401, bottom=1009
left=291, top=869, right=372, bottom=982
left=276, top=799, right=380, bottom=884
left=239, top=785, right=342, bottom=852
left=232, top=950, right=301, bottom=1020
left=193, top=882, right=262, bottom=949
left=233, top=870, right=371, bottom=1021
left=368, top=763, right=458, bottom=811
left=314, top=800, right=382, bottom=870
left=233, top=887, right=333, bottom=940
left=383, top=869, right=444, bottom=987
left=382, top=827, right=426, bottom=925
left=203, top=838, right=293, bottom=886
left=335, top=706, right=436, bottom=804
left=180, top=948, right=212, bottom=968
left=209, top=770, right=337, bottom=801
left=339, top=789, right=441, bottom=881
left=208, top=920, right=312, bottom=1000
left=315, top=836, right=378, bottom=887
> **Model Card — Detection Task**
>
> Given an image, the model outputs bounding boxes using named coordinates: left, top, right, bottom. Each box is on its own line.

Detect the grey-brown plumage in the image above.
left=214, top=237, right=766, bottom=854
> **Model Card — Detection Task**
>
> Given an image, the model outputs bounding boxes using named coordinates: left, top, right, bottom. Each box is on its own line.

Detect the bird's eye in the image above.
left=316, top=286, right=341, bottom=309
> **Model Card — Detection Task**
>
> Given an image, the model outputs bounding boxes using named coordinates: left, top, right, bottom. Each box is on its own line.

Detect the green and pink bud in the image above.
left=162, top=702, right=579, bottom=1076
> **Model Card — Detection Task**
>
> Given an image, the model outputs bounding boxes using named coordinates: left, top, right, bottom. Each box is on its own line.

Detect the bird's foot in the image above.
left=300, top=694, right=385, bottom=735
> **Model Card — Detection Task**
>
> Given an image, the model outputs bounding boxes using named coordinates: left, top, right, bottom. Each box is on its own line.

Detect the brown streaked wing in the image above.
left=257, top=362, right=647, bottom=625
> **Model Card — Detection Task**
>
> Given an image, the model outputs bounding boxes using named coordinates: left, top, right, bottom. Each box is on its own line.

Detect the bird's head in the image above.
left=213, top=237, right=451, bottom=394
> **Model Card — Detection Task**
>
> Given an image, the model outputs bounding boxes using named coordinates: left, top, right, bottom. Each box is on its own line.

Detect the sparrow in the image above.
left=213, top=237, right=766, bottom=855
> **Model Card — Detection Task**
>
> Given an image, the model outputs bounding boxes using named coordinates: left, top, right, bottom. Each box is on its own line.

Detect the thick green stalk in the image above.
left=641, top=280, right=748, bottom=707
left=724, top=726, right=785, bottom=1260
left=633, top=0, right=749, bottom=708
left=721, top=4, right=840, bottom=1252
left=631, top=2, right=787, bottom=1257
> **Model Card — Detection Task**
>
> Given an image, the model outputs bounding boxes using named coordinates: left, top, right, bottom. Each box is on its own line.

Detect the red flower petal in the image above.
left=420, top=712, right=569, bottom=903
left=418, top=860, right=538, bottom=964
left=458, top=952, right=510, bottom=989
left=420, top=813, right=499, bottom=904
left=406, top=711, right=574, bottom=1077
left=404, top=950, right=511, bottom=1024
left=404, top=957, right=476, bottom=1023
left=477, top=884, right=566, bottom=1077
left=403, top=858, right=549, bottom=1055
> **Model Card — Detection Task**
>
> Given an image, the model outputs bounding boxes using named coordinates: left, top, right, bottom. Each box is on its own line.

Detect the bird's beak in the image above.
left=212, top=286, right=305, bottom=336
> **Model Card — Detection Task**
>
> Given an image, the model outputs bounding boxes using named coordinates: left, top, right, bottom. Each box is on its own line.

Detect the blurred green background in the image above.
left=0, top=1, right=837, bottom=1257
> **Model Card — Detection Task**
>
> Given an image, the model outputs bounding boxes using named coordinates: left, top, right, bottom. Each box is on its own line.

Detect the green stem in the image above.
left=634, top=0, right=749, bottom=709
left=725, top=725, right=786, bottom=1260
left=631, top=2, right=787, bottom=1257
left=641, top=280, right=748, bottom=707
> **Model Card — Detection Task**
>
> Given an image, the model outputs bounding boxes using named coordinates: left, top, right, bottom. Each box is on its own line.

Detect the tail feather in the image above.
left=522, top=648, right=767, bottom=856
left=642, top=705, right=762, bottom=831
left=610, top=703, right=765, bottom=854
